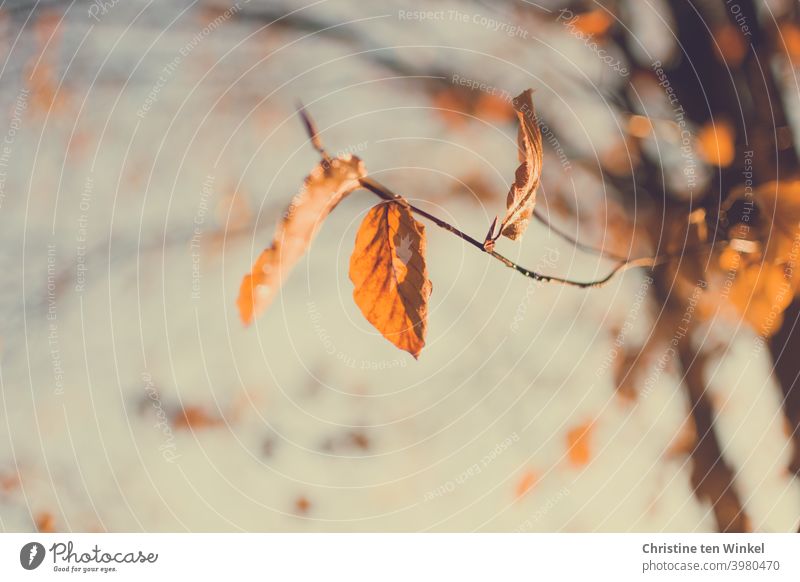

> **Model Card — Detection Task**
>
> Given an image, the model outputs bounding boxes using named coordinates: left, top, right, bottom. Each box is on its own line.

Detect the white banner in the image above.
left=0, top=533, right=798, bottom=581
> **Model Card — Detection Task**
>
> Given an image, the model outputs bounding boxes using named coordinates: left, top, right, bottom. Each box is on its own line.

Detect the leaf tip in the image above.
left=296, top=102, right=327, bottom=157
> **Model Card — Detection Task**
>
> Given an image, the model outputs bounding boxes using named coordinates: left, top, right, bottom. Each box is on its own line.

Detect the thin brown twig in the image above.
left=533, top=208, right=630, bottom=262
left=297, top=104, right=331, bottom=162
left=300, top=107, right=719, bottom=289
left=359, top=176, right=720, bottom=289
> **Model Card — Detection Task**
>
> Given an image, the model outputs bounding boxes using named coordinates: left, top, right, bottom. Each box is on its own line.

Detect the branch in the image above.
left=359, top=176, right=671, bottom=288
left=677, top=339, right=749, bottom=532
left=769, top=298, right=800, bottom=475
left=533, top=208, right=630, bottom=262
left=299, top=106, right=722, bottom=290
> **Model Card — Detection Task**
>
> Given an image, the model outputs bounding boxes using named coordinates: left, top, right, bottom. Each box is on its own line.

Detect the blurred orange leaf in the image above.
left=713, top=25, right=746, bottom=66
left=349, top=201, right=432, bottom=358
left=0, top=473, right=18, bottom=492
left=697, top=120, right=735, bottom=167
left=566, top=421, right=593, bottom=467
left=601, top=135, right=640, bottom=176
left=432, top=88, right=515, bottom=127
left=295, top=496, right=311, bottom=514
left=432, top=89, right=470, bottom=128
left=474, top=92, right=516, bottom=122
left=237, top=155, right=366, bottom=325
left=627, top=115, right=654, bottom=138
left=27, top=10, right=67, bottom=116
left=172, top=406, right=222, bottom=430
left=500, top=89, right=543, bottom=240
left=779, top=22, right=800, bottom=66
left=674, top=180, right=800, bottom=337
left=515, top=470, right=538, bottom=498
left=36, top=512, right=56, bottom=533
left=27, top=61, right=67, bottom=115
left=573, top=9, right=614, bottom=37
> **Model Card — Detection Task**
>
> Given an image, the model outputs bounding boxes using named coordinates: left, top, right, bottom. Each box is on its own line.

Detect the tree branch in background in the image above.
left=677, top=331, right=749, bottom=532
left=770, top=300, right=800, bottom=475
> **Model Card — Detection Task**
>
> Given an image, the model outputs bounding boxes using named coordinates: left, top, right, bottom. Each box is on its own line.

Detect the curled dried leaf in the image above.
left=349, top=201, right=432, bottom=358
left=500, top=89, right=544, bottom=240
left=237, top=155, right=366, bottom=325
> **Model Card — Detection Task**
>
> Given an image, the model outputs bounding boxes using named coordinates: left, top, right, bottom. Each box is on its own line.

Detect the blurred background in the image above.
left=1, top=0, right=800, bottom=532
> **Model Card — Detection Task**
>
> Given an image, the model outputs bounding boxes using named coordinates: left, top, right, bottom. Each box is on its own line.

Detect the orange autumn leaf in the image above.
left=432, top=89, right=470, bottom=128
left=349, top=201, right=432, bottom=358
left=573, top=9, right=614, bottom=37
left=26, top=60, right=66, bottom=115
left=515, top=470, right=538, bottom=498
left=672, top=180, right=800, bottom=337
left=433, top=89, right=515, bottom=126
left=237, top=155, right=366, bottom=325
left=36, top=512, right=56, bottom=533
left=697, top=120, right=735, bottom=167
left=500, top=89, right=543, bottom=240
left=779, top=22, right=800, bottom=66
left=217, top=183, right=252, bottom=234
left=27, top=10, right=68, bottom=116
left=566, top=422, right=593, bottom=467
left=0, top=473, right=19, bottom=492
left=172, top=406, right=222, bottom=430
left=627, top=114, right=654, bottom=138
left=712, top=25, right=746, bottom=66
left=474, top=92, right=516, bottom=122
left=600, top=135, right=640, bottom=177
left=295, top=496, right=311, bottom=514
left=34, top=9, right=62, bottom=44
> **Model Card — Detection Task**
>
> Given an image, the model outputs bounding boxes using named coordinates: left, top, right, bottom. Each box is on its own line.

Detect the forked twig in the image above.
left=299, top=106, right=718, bottom=289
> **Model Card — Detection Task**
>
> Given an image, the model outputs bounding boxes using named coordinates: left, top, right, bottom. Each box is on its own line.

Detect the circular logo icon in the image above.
left=20, top=542, right=46, bottom=570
